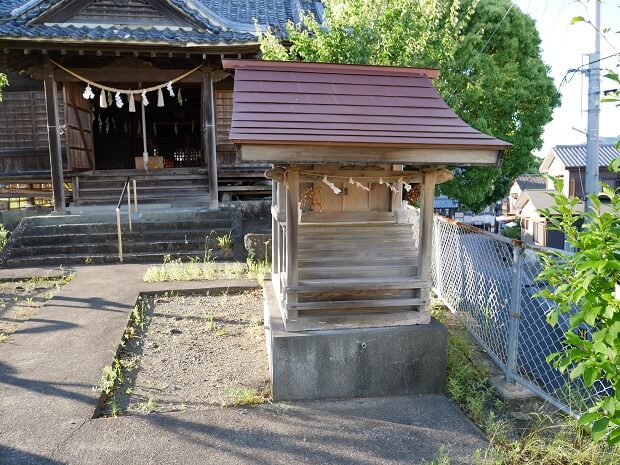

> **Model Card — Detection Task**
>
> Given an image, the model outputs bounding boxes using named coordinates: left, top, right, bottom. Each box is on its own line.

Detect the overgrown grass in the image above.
left=432, top=304, right=620, bottom=465
left=143, top=255, right=271, bottom=285
left=0, top=224, right=9, bottom=250
left=97, top=296, right=151, bottom=417
left=223, top=386, right=271, bottom=407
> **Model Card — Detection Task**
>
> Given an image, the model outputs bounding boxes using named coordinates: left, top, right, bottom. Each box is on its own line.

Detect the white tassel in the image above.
left=141, top=90, right=149, bottom=107
left=322, top=175, right=341, bottom=195
left=99, top=90, right=107, bottom=109
left=157, top=88, right=164, bottom=107
left=177, top=88, right=183, bottom=106
left=166, top=81, right=175, bottom=97
left=115, top=92, right=123, bottom=109
left=128, top=93, right=136, bottom=112
left=83, top=84, right=95, bottom=100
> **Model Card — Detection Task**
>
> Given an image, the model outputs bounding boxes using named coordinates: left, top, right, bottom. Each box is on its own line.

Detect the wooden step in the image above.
left=299, top=265, right=417, bottom=279
left=298, top=256, right=418, bottom=267
left=288, top=277, right=430, bottom=293
left=287, top=297, right=429, bottom=312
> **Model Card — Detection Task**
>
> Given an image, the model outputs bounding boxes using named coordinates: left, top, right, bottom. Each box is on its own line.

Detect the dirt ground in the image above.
left=109, top=289, right=270, bottom=415
left=0, top=277, right=72, bottom=343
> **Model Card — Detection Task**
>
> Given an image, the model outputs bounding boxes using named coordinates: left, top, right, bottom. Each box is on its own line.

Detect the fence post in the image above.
left=506, top=244, right=524, bottom=384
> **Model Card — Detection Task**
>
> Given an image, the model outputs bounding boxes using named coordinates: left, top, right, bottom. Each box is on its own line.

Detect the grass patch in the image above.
left=223, top=386, right=271, bottom=407
left=432, top=304, right=620, bottom=465
left=143, top=255, right=270, bottom=284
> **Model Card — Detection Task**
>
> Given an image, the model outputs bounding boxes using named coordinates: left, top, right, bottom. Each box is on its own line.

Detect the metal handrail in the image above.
left=115, top=177, right=138, bottom=262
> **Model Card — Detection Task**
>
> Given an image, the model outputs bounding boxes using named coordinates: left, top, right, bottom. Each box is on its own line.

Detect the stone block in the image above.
left=264, top=282, right=447, bottom=401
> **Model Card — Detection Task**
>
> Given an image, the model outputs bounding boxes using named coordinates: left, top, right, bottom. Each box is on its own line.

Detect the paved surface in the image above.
left=0, top=265, right=487, bottom=465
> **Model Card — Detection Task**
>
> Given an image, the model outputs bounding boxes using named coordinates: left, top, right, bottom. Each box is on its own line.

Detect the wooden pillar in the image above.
left=272, top=182, right=280, bottom=283
left=419, top=170, right=437, bottom=289
left=43, top=63, right=65, bottom=212
left=202, top=67, right=218, bottom=209
left=285, top=170, right=299, bottom=319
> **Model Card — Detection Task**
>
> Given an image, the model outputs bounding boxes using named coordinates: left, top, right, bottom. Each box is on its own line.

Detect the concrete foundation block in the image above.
left=264, top=283, right=447, bottom=401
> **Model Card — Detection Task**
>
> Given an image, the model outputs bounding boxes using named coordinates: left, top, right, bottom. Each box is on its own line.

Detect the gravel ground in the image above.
left=107, top=289, right=270, bottom=415
left=0, top=277, right=71, bottom=343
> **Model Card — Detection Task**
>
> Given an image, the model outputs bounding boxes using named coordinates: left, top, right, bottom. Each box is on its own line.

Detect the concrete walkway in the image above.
left=0, top=264, right=487, bottom=465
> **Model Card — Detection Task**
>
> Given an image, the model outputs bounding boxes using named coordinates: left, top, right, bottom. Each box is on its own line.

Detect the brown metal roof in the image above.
left=222, top=60, right=511, bottom=150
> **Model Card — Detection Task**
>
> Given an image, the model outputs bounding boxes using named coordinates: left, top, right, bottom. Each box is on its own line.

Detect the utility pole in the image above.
left=584, top=0, right=601, bottom=213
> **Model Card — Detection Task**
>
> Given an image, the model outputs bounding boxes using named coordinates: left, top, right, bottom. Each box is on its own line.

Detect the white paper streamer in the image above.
left=322, top=175, right=341, bottom=195
left=166, top=81, right=175, bottom=97
left=141, top=90, right=149, bottom=107
left=157, top=88, right=164, bottom=107
left=177, top=88, right=183, bottom=106
left=128, top=93, right=136, bottom=113
left=348, top=177, right=370, bottom=192
left=115, top=92, right=124, bottom=109
left=83, top=84, right=95, bottom=100
left=106, top=91, right=113, bottom=107
left=99, top=90, right=107, bottom=109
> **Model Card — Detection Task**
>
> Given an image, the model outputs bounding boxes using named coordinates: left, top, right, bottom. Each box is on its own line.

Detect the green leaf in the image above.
left=571, top=15, right=585, bottom=24
left=583, top=366, right=599, bottom=387
left=578, top=411, right=602, bottom=426
left=609, top=427, right=620, bottom=445
left=591, top=417, right=610, bottom=442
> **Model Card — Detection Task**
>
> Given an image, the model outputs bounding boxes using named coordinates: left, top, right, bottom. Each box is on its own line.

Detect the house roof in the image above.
left=0, top=0, right=318, bottom=46
left=540, top=144, right=620, bottom=171
left=514, top=174, right=545, bottom=190
left=514, top=189, right=557, bottom=213
left=223, top=60, right=512, bottom=152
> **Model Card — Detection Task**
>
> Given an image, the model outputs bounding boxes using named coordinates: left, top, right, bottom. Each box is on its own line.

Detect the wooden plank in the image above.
left=288, top=278, right=432, bottom=293
left=42, top=63, right=65, bottom=212
left=287, top=298, right=429, bottom=311
left=301, top=211, right=394, bottom=223
left=284, top=310, right=431, bottom=332
left=285, top=170, right=300, bottom=319
left=239, top=144, right=501, bottom=165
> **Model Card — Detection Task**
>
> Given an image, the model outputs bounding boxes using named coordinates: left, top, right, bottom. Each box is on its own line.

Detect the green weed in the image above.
left=224, top=386, right=271, bottom=406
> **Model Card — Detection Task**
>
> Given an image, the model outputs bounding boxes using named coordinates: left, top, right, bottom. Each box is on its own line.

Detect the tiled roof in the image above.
left=552, top=144, right=619, bottom=169
left=515, top=174, right=545, bottom=190
left=224, top=60, right=512, bottom=150
left=0, top=0, right=318, bottom=45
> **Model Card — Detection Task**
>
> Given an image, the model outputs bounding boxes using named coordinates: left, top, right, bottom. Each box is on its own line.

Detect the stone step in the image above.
left=3, top=249, right=229, bottom=267
left=11, top=228, right=232, bottom=247
left=6, top=239, right=229, bottom=258
left=288, top=277, right=432, bottom=293
left=25, top=219, right=233, bottom=235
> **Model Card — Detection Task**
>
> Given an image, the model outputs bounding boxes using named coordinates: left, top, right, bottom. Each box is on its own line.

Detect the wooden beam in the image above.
left=418, top=170, right=436, bottom=304
left=202, top=67, right=218, bottom=209
left=239, top=144, right=501, bottom=166
left=42, top=62, right=65, bottom=212
left=285, top=170, right=300, bottom=320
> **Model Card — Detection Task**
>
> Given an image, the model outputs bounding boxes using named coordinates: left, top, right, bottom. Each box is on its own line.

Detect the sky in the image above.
left=512, top=0, right=620, bottom=157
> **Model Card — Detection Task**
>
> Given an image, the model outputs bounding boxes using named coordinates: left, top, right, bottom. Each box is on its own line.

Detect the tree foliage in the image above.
left=259, top=0, right=559, bottom=211
left=536, top=166, right=620, bottom=446
left=0, top=73, right=7, bottom=102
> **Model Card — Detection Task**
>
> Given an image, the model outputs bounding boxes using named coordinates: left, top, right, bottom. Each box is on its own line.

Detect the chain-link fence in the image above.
left=430, top=213, right=612, bottom=416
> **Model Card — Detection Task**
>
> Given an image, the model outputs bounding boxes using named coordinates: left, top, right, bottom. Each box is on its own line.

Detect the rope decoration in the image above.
left=50, top=60, right=202, bottom=112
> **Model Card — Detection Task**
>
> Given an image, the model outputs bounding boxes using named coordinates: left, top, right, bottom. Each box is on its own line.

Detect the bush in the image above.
left=535, top=158, right=620, bottom=445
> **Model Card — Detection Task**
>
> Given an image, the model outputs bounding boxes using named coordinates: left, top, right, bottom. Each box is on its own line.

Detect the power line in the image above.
left=557, top=52, right=619, bottom=95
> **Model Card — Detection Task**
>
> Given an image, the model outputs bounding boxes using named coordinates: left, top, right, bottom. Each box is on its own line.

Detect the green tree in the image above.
left=259, top=0, right=559, bottom=211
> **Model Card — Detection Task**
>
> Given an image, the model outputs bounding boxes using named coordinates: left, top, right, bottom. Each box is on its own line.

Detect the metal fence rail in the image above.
left=430, top=213, right=612, bottom=416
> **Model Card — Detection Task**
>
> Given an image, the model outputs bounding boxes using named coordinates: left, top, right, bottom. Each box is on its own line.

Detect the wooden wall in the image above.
left=0, top=90, right=66, bottom=174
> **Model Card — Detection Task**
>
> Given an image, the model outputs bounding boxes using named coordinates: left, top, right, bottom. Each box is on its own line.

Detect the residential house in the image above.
left=513, top=144, right=619, bottom=250
left=539, top=144, right=619, bottom=197
left=504, top=173, right=545, bottom=216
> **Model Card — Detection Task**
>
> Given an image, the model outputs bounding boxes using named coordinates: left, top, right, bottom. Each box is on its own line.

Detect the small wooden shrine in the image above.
left=225, top=60, right=511, bottom=332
